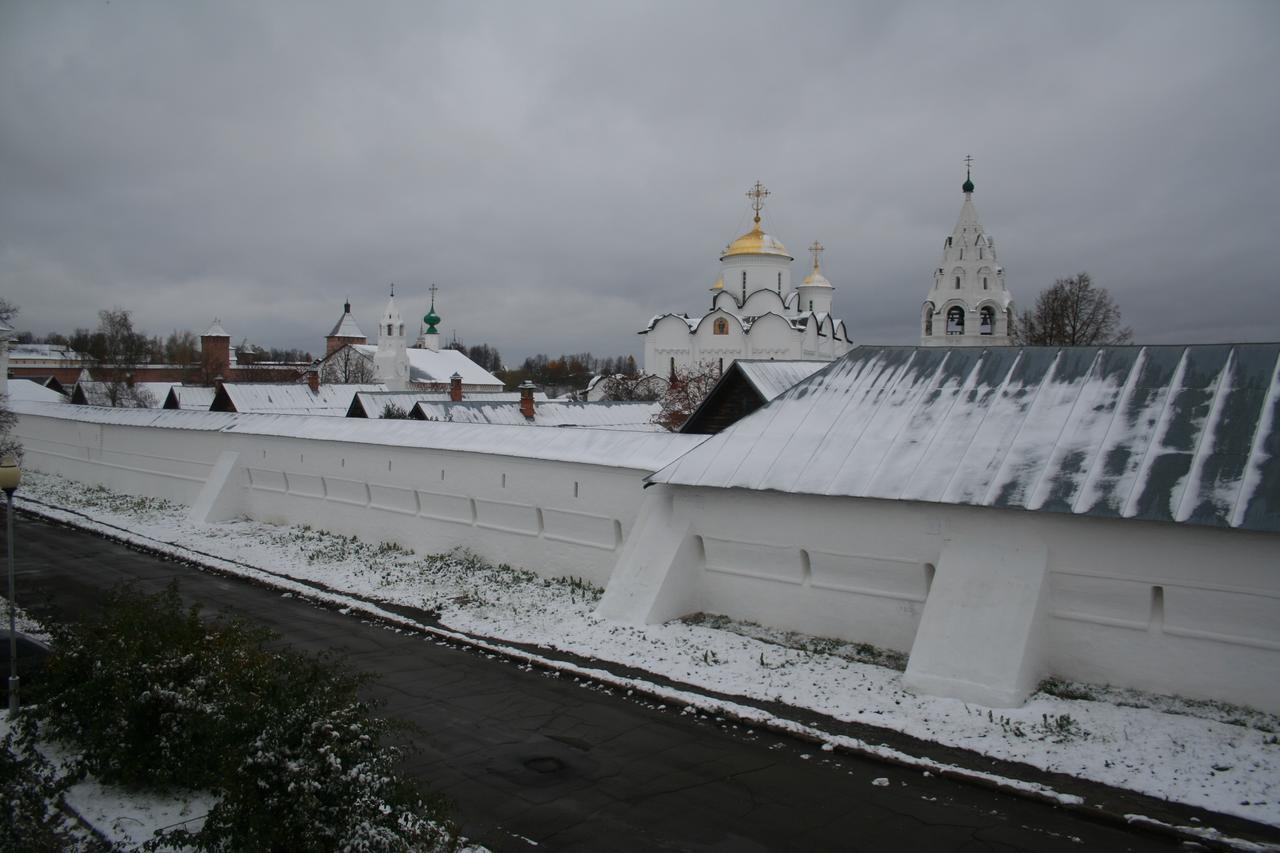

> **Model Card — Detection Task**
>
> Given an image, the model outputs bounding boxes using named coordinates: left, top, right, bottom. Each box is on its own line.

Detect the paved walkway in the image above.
left=9, top=512, right=1184, bottom=851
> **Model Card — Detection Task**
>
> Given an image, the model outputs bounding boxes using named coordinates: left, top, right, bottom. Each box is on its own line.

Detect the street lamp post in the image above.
left=0, top=454, right=20, bottom=714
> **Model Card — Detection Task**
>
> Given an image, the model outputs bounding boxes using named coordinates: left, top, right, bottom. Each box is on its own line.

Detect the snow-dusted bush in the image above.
left=1, top=731, right=98, bottom=851
left=23, top=583, right=457, bottom=852
left=26, top=582, right=279, bottom=789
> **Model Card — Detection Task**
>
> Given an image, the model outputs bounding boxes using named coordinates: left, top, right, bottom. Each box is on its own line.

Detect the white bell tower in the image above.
left=373, top=284, right=410, bottom=390
left=921, top=157, right=1014, bottom=346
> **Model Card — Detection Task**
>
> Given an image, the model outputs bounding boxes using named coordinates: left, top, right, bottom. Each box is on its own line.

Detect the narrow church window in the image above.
left=959, top=249, right=963, bottom=260
left=954, top=276, right=961, bottom=289
left=713, top=317, right=729, bottom=335
left=979, top=248, right=984, bottom=259
left=983, top=277, right=988, bottom=290
left=947, top=306, right=965, bottom=335
left=924, top=310, right=934, bottom=336
left=718, top=357, right=724, bottom=374
left=777, top=272, right=782, bottom=292
left=809, top=300, right=814, bottom=311
left=979, top=306, right=994, bottom=335
left=742, top=271, right=747, bottom=287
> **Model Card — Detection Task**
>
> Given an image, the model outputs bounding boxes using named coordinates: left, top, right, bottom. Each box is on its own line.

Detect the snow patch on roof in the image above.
left=218, top=383, right=386, bottom=415
left=351, top=344, right=503, bottom=387
left=412, top=400, right=663, bottom=431
left=735, top=360, right=829, bottom=401
left=5, top=379, right=68, bottom=404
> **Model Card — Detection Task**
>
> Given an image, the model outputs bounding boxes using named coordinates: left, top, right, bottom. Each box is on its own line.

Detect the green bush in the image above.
left=22, top=582, right=456, bottom=852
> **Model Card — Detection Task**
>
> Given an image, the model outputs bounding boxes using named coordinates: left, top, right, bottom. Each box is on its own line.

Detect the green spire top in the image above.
left=962, top=154, right=975, bottom=193
left=424, top=284, right=441, bottom=334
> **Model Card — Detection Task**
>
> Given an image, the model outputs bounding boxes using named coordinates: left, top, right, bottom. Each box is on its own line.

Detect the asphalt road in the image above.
left=6, top=511, right=1179, bottom=852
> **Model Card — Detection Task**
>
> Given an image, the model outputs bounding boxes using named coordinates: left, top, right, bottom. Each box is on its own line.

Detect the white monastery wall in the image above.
left=12, top=408, right=654, bottom=587
left=15, top=404, right=1279, bottom=712
left=600, top=486, right=1280, bottom=713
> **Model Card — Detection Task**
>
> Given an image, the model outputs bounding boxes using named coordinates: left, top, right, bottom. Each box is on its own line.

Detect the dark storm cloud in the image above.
left=2, top=0, right=1278, bottom=361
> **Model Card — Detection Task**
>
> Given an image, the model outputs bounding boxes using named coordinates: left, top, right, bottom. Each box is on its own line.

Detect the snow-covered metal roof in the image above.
left=71, top=381, right=176, bottom=408
left=411, top=400, right=663, bottom=430
left=201, top=319, right=229, bottom=338
left=7, top=344, right=85, bottom=362
left=351, top=345, right=503, bottom=387
left=162, top=385, right=217, bottom=410
left=12, top=400, right=241, bottom=430
left=215, top=383, right=386, bottom=415
left=734, top=360, right=829, bottom=401
left=4, top=379, right=68, bottom=404
left=651, top=345, right=1280, bottom=534
left=348, top=390, right=551, bottom=417
left=9, top=399, right=706, bottom=470
left=327, top=310, right=365, bottom=339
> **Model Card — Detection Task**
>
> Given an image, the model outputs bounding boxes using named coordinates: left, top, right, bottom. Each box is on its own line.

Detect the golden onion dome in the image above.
left=710, top=276, right=724, bottom=290
left=801, top=268, right=832, bottom=288
left=721, top=222, right=792, bottom=260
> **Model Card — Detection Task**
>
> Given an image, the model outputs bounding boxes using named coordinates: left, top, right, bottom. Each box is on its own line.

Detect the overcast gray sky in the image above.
left=2, top=0, right=1278, bottom=363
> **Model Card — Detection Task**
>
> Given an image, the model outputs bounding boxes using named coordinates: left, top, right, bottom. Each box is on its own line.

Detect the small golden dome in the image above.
left=721, top=222, right=792, bottom=260
left=711, top=276, right=724, bottom=290
left=802, top=268, right=832, bottom=287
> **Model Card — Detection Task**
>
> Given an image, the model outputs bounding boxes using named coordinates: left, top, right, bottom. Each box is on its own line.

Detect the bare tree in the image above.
left=1014, top=272, right=1133, bottom=346
left=1, top=299, right=22, bottom=462
left=653, top=362, right=721, bottom=431
left=0, top=400, right=19, bottom=464
left=598, top=373, right=664, bottom=401
left=321, top=345, right=378, bottom=384
left=88, top=308, right=155, bottom=407
left=164, top=329, right=200, bottom=365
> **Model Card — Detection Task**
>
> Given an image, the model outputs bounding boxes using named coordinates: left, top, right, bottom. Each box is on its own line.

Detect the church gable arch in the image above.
left=693, top=309, right=744, bottom=338
left=741, top=288, right=787, bottom=316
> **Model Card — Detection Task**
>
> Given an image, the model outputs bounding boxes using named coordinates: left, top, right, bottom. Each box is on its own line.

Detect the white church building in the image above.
left=321, top=287, right=504, bottom=393
left=921, top=163, right=1015, bottom=345
left=641, top=182, right=853, bottom=377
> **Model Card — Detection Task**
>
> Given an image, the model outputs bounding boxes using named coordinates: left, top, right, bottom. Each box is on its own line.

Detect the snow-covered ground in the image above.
left=1, top=708, right=215, bottom=850
left=13, top=471, right=1279, bottom=832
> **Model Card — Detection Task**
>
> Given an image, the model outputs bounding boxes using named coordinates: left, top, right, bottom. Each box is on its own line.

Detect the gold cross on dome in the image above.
left=809, top=240, right=824, bottom=270
left=428, top=283, right=439, bottom=301
left=964, top=154, right=974, bottom=175
left=746, top=180, right=770, bottom=222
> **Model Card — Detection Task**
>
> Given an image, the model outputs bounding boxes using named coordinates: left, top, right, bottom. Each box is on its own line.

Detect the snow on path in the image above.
left=13, top=472, right=1280, bottom=831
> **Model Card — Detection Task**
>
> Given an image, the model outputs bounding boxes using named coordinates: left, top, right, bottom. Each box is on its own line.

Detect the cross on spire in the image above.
left=389, top=282, right=395, bottom=297
left=964, top=154, right=974, bottom=178
left=746, top=180, right=770, bottom=224
left=809, top=240, right=824, bottom=270
left=428, top=282, right=438, bottom=306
